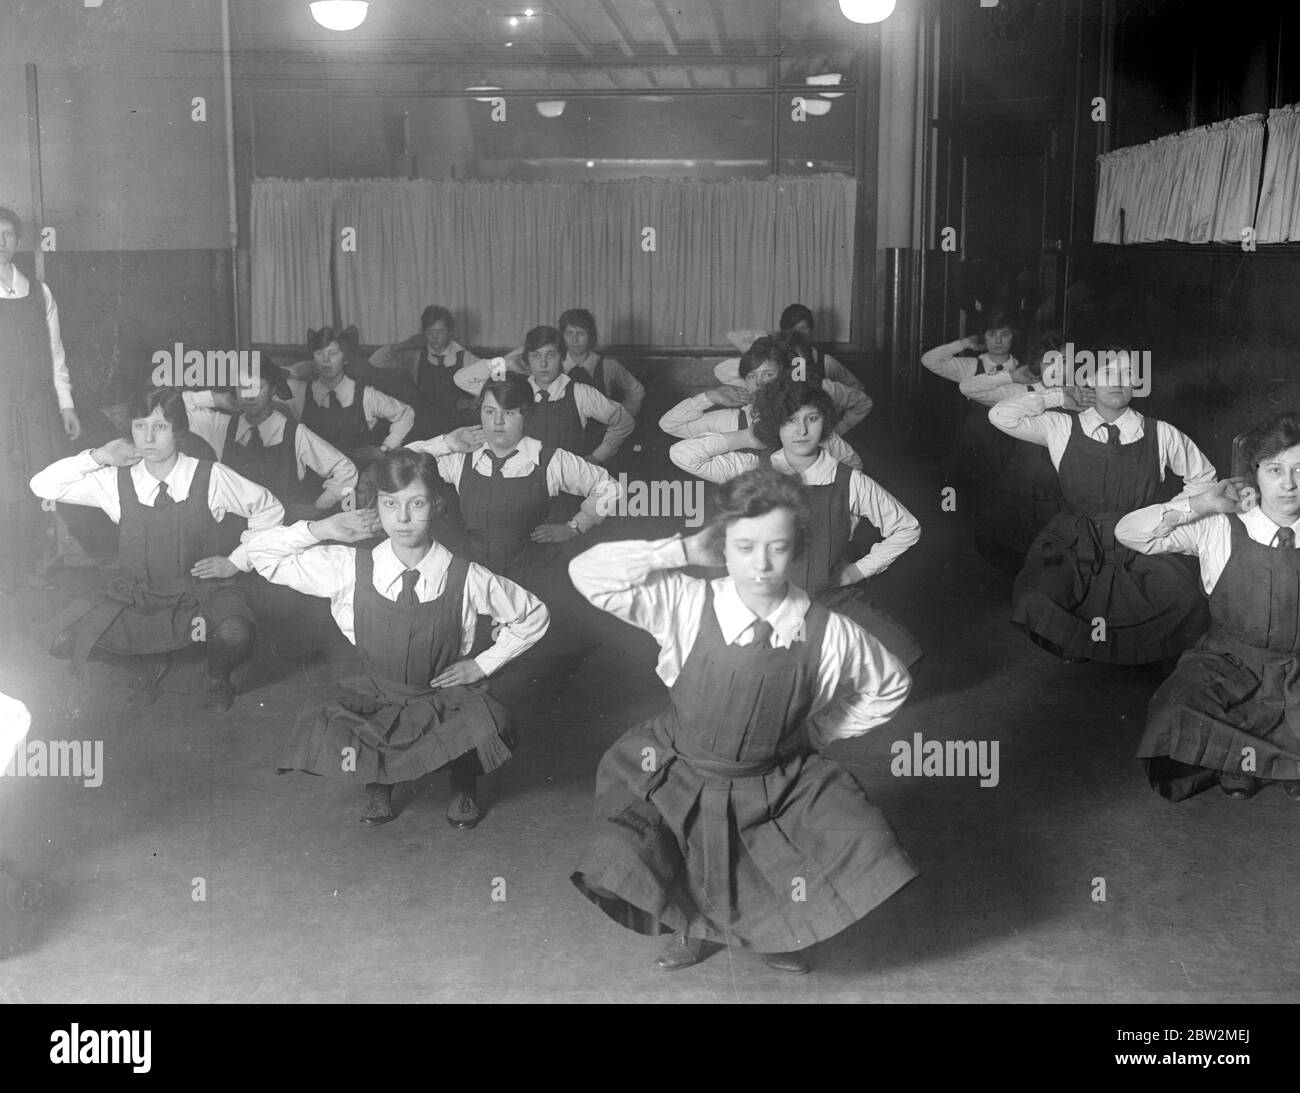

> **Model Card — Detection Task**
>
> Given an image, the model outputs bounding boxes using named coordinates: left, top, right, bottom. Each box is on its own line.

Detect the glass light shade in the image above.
left=536, top=101, right=566, bottom=118
left=310, top=1, right=369, bottom=32
left=793, top=96, right=832, bottom=117
left=838, top=0, right=897, bottom=24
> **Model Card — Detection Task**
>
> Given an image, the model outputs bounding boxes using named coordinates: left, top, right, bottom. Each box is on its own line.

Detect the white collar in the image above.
left=312, top=375, right=355, bottom=403
left=1079, top=405, right=1141, bottom=434
left=1243, top=505, right=1300, bottom=544
left=371, top=537, right=452, bottom=594
left=711, top=577, right=811, bottom=647
left=529, top=373, right=571, bottom=401
left=470, top=434, right=541, bottom=469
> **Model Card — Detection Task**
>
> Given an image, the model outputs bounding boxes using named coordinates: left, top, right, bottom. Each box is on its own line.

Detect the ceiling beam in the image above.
left=704, top=0, right=727, bottom=56
left=596, top=0, right=639, bottom=58
left=546, top=1, right=597, bottom=60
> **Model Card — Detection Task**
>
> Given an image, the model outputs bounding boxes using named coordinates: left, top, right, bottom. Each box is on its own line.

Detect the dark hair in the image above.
left=420, top=305, right=454, bottom=331
left=752, top=378, right=838, bottom=450
left=738, top=336, right=790, bottom=379
left=557, top=308, right=597, bottom=344
left=476, top=373, right=535, bottom=416
left=369, top=449, right=452, bottom=514
left=772, top=330, right=825, bottom=385
left=309, top=325, right=360, bottom=358
left=981, top=309, right=1017, bottom=336
left=706, top=466, right=811, bottom=560
left=0, top=206, right=21, bottom=237
left=778, top=304, right=814, bottom=332
left=524, top=325, right=564, bottom=357
left=1027, top=330, right=1066, bottom=375
left=125, top=388, right=189, bottom=436
left=1242, top=412, right=1300, bottom=485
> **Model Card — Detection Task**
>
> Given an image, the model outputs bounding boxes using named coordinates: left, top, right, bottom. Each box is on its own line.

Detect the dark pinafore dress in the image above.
left=278, top=550, right=515, bottom=785
left=1139, top=516, right=1300, bottom=800
left=566, top=356, right=608, bottom=454
left=411, top=350, right=466, bottom=441
left=527, top=382, right=595, bottom=524
left=1011, top=415, right=1208, bottom=663
left=301, top=381, right=377, bottom=460
left=772, top=454, right=923, bottom=669
left=572, top=589, right=917, bottom=951
left=456, top=447, right=587, bottom=661
left=50, top=461, right=255, bottom=660
left=217, top=411, right=323, bottom=550
left=975, top=427, right=1064, bottom=575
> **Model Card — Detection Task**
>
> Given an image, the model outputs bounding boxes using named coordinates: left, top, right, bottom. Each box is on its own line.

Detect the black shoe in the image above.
left=446, top=787, right=481, bottom=829
left=1282, top=781, right=1300, bottom=800
left=359, top=785, right=395, bottom=826
left=762, top=950, right=813, bottom=974
left=128, top=655, right=171, bottom=706
left=1219, top=771, right=1263, bottom=800
left=655, top=932, right=714, bottom=971
left=200, top=680, right=237, bottom=712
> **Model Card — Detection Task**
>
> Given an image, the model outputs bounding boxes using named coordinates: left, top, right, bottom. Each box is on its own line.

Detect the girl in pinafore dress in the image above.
left=31, top=388, right=284, bottom=712
left=989, top=351, right=1216, bottom=664
left=1116, top=412, right=1300, bottom=801
left=244, top=450, right=549, bottom=828
left=569, top=467, right=917, bottom=974
left=406, top=373, right=619, bottom=678
left=669, top=378, right=923, bottom=669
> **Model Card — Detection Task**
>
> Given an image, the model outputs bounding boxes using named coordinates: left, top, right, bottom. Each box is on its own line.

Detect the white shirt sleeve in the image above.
left=180, top=390, right=231, bottom=458
left=544, top=448, right=624, bottom=532
left=464, top=563, right=550, bottom=677
left=825, top=380, right=871, bottom=434
left=295, top=425, right=359, bottom=502
left=659, top=393, right=722, bottom=439
left=806, top=613, right=912, bottom=746
left=847, top=473, right=922, bottom=581
left=1114, top=500, right=1229, bottom=593
left=820, top=352, right=863, bottom=391
left=29, top=450, right=122, bottom=519
left=44, top=284, right=73, bottom=411
left=988, top=388, right=1072, bottom=455
left=959, top=371, right=1036, bottom=408
left=362, top=385, right=415, bottom=448
left=571, top=383, right=633, bottom=462
left=920, top=340, right=979, bottom=384
left=208, top=463, right=286, bottom=572
left=822, top=432, right=863, bottom=471
left=602, top=357, right=645, bottom=420
left=1156, top=421, right=1218, bottom=500
left=669, top=433, right=760, bottom=484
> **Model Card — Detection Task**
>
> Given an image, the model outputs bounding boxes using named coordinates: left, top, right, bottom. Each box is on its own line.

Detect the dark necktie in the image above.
left=397, top=568, right=420, bottom=606
left=1276, top=527, right=1295, bottom=549
left=748, top=619, right=773, bottom=648
left=432, top=353, right=445, bottom=368
left=485, top=450, right=518, bottom=478
left=328, top=391, right=342, bottom=411
left=246, top=426, right=263, bottom=449
left=154, top=481, right=173, bottom=507
left=535, top=389, right=546, bottom=403
left=1104, top=423, right=1121, bottom=446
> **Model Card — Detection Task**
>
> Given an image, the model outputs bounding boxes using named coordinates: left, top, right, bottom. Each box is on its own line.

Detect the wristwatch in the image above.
left=566, top=517, right=582, bottom=533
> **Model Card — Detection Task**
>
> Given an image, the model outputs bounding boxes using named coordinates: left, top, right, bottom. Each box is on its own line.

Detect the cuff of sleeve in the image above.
left=227, top=545, right=253, bottom=572
left=1041, top=388, right=1066, bottom=409
left=471, top=653, right=501, bottom=679
left=57, top=395, right=75, bottom=412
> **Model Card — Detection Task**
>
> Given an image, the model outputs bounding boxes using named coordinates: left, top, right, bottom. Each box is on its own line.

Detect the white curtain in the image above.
left=1256, top=104, right=1300, bottom=244
left=1094, top=115, right=1265, bottom=244
left=250, top=176, right=858, bottom=347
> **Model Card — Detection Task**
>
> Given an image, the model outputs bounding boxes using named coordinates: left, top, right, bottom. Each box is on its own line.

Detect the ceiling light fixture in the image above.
left=309, top=1, right=369, bottom=32
left=793, top=96, right=832, bottom=117
left=838, top=0, right=897, bottom=24
left=807, top=73, right=846, bottom=99
left=536, top=100, right=566, bottom=118
left=466, top=85, right=504, bottom=102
